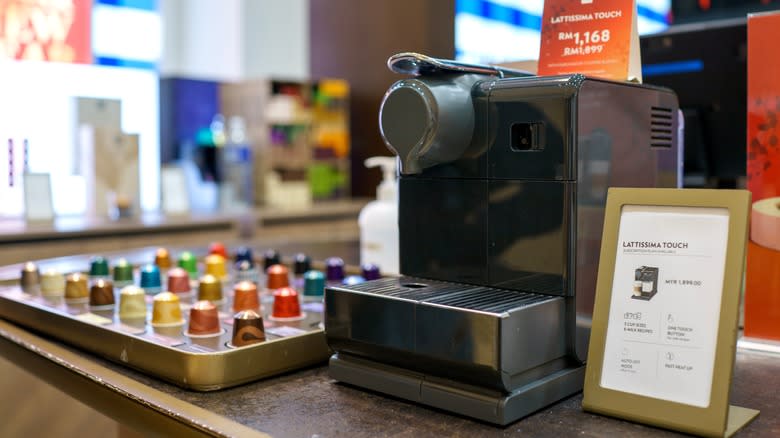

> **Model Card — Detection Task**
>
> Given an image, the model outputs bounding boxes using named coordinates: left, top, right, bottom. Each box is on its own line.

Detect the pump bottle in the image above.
left=358, top=157, right=399, bottom=275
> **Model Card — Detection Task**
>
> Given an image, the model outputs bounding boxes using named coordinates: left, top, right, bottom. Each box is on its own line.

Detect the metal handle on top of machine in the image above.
left=387, top=52, right=533, bottom=78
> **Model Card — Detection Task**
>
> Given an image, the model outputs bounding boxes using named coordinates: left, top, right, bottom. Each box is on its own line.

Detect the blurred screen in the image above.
left=455, top=0, right=672, bottom=64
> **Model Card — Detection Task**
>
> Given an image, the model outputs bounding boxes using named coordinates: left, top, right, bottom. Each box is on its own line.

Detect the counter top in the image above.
left=0, top=213, right=239, bottom=243
left=0, top=239, right=777, bottom=437
left=0, top=315, right=778, bottom=437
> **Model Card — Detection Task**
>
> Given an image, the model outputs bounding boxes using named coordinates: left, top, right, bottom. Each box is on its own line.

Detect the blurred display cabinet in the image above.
left=219, top=78, right=351, bottom=208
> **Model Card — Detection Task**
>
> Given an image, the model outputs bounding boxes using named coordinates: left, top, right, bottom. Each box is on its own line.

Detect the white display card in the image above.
left=23, top=173, right=55, bottom=222
left=600, top=205, right=729, bottom=408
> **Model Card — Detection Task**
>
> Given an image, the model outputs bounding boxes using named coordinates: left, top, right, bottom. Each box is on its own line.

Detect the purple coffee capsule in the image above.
left=361, top=263, right=381, bottom=281
left=325, top=257, right=345, bottom=282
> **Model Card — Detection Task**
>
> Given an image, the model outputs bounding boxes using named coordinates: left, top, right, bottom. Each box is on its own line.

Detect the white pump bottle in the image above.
left=358, top=156, right=399, bottom=275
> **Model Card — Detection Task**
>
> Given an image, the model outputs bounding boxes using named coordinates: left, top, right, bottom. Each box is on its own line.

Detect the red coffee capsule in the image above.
left=272, top=287, right=302, bottom=319
left=209, top=242, right=228, bottom=258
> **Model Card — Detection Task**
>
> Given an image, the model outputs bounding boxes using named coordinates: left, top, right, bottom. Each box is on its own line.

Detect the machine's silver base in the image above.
left=329, top=353, right=585, bottom=425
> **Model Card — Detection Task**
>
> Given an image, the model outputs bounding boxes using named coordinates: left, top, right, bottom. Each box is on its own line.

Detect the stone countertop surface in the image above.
left=0, top=237, right=777, bottom=437
left=0, top=315, right=777, bottom=438
left=100, top=349, right=780, bottom=437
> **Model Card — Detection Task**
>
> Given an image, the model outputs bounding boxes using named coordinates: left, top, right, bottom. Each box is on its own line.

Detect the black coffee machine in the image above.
left=325, top=53, right=680, bottom=424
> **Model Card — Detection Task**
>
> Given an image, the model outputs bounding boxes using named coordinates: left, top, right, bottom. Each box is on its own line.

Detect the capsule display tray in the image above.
left=0, top=284, right=329, bottom=391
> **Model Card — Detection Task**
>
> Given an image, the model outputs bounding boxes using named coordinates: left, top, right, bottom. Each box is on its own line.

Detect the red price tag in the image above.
left=537, top=0, right=640, bottom=82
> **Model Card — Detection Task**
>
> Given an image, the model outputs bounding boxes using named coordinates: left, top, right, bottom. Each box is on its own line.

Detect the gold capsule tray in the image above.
left=0, top=284, right=328, bottom=391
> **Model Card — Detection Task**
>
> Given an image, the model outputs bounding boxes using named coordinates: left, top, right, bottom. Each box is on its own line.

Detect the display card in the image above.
left=600, top=205, right=729, bottom=407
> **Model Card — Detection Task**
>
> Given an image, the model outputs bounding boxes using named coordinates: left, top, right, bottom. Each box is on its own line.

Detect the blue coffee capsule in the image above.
left=303, top=270, right=326, bottom=297
left=139, top=264, right=162, bottom=294
left=343, top=275, right=366, bottom=286
left=235, top=246, right=254, bottom=266
left=361, top=263, right=381, bottom=281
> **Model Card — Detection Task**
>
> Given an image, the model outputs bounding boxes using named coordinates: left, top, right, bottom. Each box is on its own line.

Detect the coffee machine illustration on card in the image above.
left=632, top=266, right=659, bottom=300
left=325, top=53, right=680, bottom=425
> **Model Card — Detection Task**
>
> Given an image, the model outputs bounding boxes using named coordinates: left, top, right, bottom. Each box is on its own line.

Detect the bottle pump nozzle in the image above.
left=364, top=156, right=397, bottom=201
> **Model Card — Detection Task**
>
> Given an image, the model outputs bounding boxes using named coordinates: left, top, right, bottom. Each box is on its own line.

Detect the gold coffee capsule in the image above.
left=65, top=273, right=89, bottom=300
left=204, top=254, right=227, bottom=278
left=151, top=292, right=184, bottom=326
left=198, top=274, right=223, bottom=302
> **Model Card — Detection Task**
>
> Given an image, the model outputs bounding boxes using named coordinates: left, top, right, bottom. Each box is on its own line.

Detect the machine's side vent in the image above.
left=650, top=106, right=674, bottom=148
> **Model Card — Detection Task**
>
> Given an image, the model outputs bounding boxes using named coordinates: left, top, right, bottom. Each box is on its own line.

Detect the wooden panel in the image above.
left=309, top=0, right=455, bottom=197
left=0, top=356, right=119, bottom=437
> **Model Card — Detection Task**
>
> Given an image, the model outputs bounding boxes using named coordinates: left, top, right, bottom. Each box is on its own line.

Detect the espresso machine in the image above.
left=325, top=53, right=680, bottom=424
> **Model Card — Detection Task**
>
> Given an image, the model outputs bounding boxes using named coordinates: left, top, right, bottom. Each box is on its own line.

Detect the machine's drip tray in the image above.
left=326, top=277, right=585, bottom=425
left=326, top=276, right=572, bottom=399
left=336, top=276, right=554, bottom=314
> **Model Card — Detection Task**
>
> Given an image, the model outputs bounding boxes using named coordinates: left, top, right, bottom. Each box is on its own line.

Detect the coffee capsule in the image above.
left=167, top=268, right=191, bottom=295
left=266, top=264, right=290, bottom=289
left=90, top=279, right=115, bottom=307
left=113, top=259, right=134, bottom=286
left=151, top=292, right=184, bottom=326
left=65, top=273, right=89, bottom=301
left=198, top=274, right=223, bottom=302
left=155, top=247, right=172, bottom=269
left=204, top=254, right=227, bottom=279
left=140, top=264, right=162, bottom=294
left=187, top=300, right=221, bottom=336
left=231, top=310, right=265, bottom=347
left=40, top=270, right=65, bottom=298
left=118, top=286, right=147, bottom=319
left=233, top=281, right=260, bottom=312
left=20, top=262, right=40, bottom=294
left=272, top=287, right=302, bottom=319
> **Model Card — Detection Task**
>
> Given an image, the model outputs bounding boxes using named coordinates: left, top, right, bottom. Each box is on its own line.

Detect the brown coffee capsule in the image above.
left=155, top=247, right=172, bottom=269
left=90, top=279, right=115, bottom=307
left=167, top=268, right=191, bottom=294
left=20, top=262, right=40, bottom=294
left=233, top=281, right=260, bottom=312
left=65, top=273, right=89, bottom=300
left=187, top=300, right=221, bottom=335
left=266, top=264, right=290, bottom=289
left=231, top=310, right=266, bottom=347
